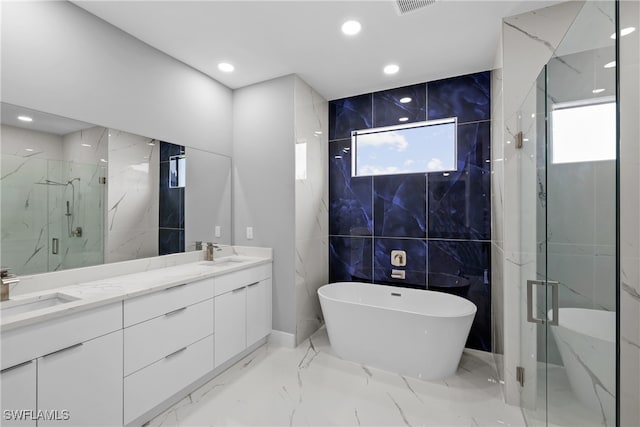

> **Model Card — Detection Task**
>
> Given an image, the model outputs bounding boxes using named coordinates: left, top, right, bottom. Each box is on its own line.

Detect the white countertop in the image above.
left=1, top=250, right=272, bottom=332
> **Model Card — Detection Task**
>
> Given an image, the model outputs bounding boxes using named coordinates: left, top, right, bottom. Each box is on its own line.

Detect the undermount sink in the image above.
left=1, top=292, right=80, bottom=319
left=198, top=256, right=253, bottom=268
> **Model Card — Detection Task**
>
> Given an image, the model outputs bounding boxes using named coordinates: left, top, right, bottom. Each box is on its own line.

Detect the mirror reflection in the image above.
left=1, top=103, right=231, bottom=275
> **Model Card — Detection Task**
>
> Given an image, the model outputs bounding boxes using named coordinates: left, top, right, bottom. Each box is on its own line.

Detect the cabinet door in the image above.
left=37, top=330, right=123, bottom=427
left=246, top=278, right=272, bottom=346
left=214, top=288, right=246, bottom=368
left=1, top=360, right=36, bottom=426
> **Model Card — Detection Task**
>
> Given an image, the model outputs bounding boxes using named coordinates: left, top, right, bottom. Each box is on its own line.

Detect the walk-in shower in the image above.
left=1, top=156, right=105, bottom=275
left=36, top=177, right=83, bottom=238
left=516, top=2, right=618, bottom=426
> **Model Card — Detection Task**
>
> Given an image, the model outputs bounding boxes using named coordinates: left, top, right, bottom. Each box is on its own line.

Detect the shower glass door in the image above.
left=520, top=1, right=617, bottom=426
left=0, top=154, right=105, bottom=275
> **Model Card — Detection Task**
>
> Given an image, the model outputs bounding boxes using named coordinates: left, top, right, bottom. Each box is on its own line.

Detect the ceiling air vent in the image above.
left=396, top=0, right=436, bottom=15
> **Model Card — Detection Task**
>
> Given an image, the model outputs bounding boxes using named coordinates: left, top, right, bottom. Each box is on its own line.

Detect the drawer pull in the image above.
left=43, top=343, right=83, bottom=358
left=165, top=283, right=187, bottom=291
left=232, top=287, right=245, bottom=293
left=165, top=347, right=187, bottom=359
left=247, top=282, right=260, bottom=288
left=165, top=307, right=187, bottom=317
left=1, top=360, right=33, bottom=374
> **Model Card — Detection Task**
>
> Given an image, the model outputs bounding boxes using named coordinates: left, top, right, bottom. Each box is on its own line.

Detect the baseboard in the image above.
left=269, top=329, right=296, bottom=348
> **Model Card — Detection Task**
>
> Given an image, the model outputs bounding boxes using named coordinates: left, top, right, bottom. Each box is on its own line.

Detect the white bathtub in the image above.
left=550, top=308, right=615, bottom=421
left=318, top=282, right=477, bottom=380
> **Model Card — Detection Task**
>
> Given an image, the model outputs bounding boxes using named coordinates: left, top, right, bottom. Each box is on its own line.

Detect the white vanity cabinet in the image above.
left=37, top=330, right=123, bottom=426
left=123, top=278, right=215, bottom=425
left=214, top=287, right=246, bottom=367
left=0, top=303, right=123, bottom=427
left=214, top=264, right=272, bottom=368
left=0, top=360, right=36, bottom=426
left=246, top=278, right=272, bottom=347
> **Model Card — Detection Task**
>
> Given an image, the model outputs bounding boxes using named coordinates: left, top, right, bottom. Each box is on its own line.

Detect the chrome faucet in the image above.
left=206, top=243, right=221, bottom=261
left=1, top=269, right=19, bottom=302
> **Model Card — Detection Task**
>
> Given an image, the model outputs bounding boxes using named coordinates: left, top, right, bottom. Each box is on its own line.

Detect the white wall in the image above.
left=106, top=129, right=159, bottom=263
left=1, top=1, right=232, bottom=156
left=619, top=1, right=640, bottom=425
left=233, top=75, right=297, bottom=336
left=184, top=148, right=232, bottom=248
left=294, top=76, right=328, bottom=345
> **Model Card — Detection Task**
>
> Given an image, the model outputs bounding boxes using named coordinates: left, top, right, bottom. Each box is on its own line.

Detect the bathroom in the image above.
left=0, top=0, right=638, bottom=426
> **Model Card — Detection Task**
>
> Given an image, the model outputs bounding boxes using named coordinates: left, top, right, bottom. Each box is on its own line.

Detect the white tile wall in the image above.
left=294, top=76, right=329, bottom=345
left=106, top=129, right=159, bottom=263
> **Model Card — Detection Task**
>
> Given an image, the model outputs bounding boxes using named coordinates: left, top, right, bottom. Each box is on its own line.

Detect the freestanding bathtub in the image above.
left=550, top=308, right=615, bottom=422
left=318, top=282, right=477, bottom=380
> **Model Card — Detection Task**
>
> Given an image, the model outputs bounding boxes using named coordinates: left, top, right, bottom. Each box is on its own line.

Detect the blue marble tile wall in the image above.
left=159, top=141, right=185, bottom=255
left=328, top=71, right=491, bottom=351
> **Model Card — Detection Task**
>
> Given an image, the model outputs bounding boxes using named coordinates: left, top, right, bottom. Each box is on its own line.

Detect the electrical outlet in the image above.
left=246, top=226, right=254, bottom=240
left=215, top=226, right=221, bottom=238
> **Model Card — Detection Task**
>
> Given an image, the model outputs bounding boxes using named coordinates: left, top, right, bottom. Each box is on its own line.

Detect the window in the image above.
left=351, top=117, right=457, bottom=177
left=169, top=155, right=186, bottom=188
left=551, top=99, right=616, bottom=164
left=295, top=141, right=307, bottom=180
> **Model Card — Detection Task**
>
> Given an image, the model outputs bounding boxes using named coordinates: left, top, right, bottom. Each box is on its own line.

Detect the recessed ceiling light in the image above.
left=218, top=62, right=235, bottom=72
left=341, top=20, right=361, bottom=36
left=384, top=64, right=400, bottom=75
left=604, top=61, right=616, bottom=68
left=398, top=117, right=409, bottom=122
left=400, top=97, right=412, bottom=103
left=25, top=148, right=34, bottom=152
left=314, top=131, right=323, bottom=135
left=100, top=159, right=108, bottom=163
left=81, top=143, right=92, bottom=147
left=18, top=115, right=33, bottom=122
left=611, top=27, right=636, bottom=39
left=592, top=88, right=606, bottom=94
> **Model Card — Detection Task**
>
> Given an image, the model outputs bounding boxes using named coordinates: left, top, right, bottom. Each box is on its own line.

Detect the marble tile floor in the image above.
left=145, top=328, right=526, bottom=427
left=527, top=364, right=612, bottom=427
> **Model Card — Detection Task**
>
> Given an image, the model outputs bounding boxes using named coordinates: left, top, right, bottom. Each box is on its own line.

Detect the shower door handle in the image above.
left=52, top=238, right=59, bottom=255
left=527, top=280, right=559, bottom=325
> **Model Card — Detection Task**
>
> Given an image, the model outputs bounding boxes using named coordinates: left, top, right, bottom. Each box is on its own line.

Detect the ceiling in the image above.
left=1, top=103, right=95, bottom=135
left=73, top=0, right=562, bottom=101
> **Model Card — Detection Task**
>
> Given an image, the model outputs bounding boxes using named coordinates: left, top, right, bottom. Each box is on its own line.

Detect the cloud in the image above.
left=357, top=131, right=408, bottom=152
left=358, top=165, right=401, bottom=176
left=426, top=158, right=444, bottom=171
left=403, top=159, right=415, bottom=167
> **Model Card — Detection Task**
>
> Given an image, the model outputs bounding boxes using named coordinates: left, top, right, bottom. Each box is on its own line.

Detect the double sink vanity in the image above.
left=1, top=246, right=273, bottom=426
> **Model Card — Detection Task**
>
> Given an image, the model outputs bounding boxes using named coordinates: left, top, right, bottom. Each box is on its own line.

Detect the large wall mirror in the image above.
left=1, top=102, right=232, bottom=276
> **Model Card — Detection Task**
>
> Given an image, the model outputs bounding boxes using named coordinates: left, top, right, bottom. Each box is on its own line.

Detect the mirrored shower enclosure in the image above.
left=518, top=1, right=618, bottom=426
left=1, top=155, right=105, bottom=275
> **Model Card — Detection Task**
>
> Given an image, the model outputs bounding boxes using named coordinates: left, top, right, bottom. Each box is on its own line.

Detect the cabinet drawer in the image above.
left=124, top=278, right=214, bottom=327
left=124, top=298, right=214, bottom=376
left=1, top=303, right=122, bottom=370
left=124, top=334, right=214, bottom=425
left=214, top=264, right=271, bottom=296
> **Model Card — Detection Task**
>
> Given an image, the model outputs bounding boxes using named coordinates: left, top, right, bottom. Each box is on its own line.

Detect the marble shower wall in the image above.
left=159, top=141, right=185, bottom=255
left=106, top=129, right=159, bottom=263
left=328, top=71, right=492, bottom=351
left=495, top=1, right=584, bottom=405
left=1, top=125, right=106, bottom=274
left=294, top=76, right=329, bottom=345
